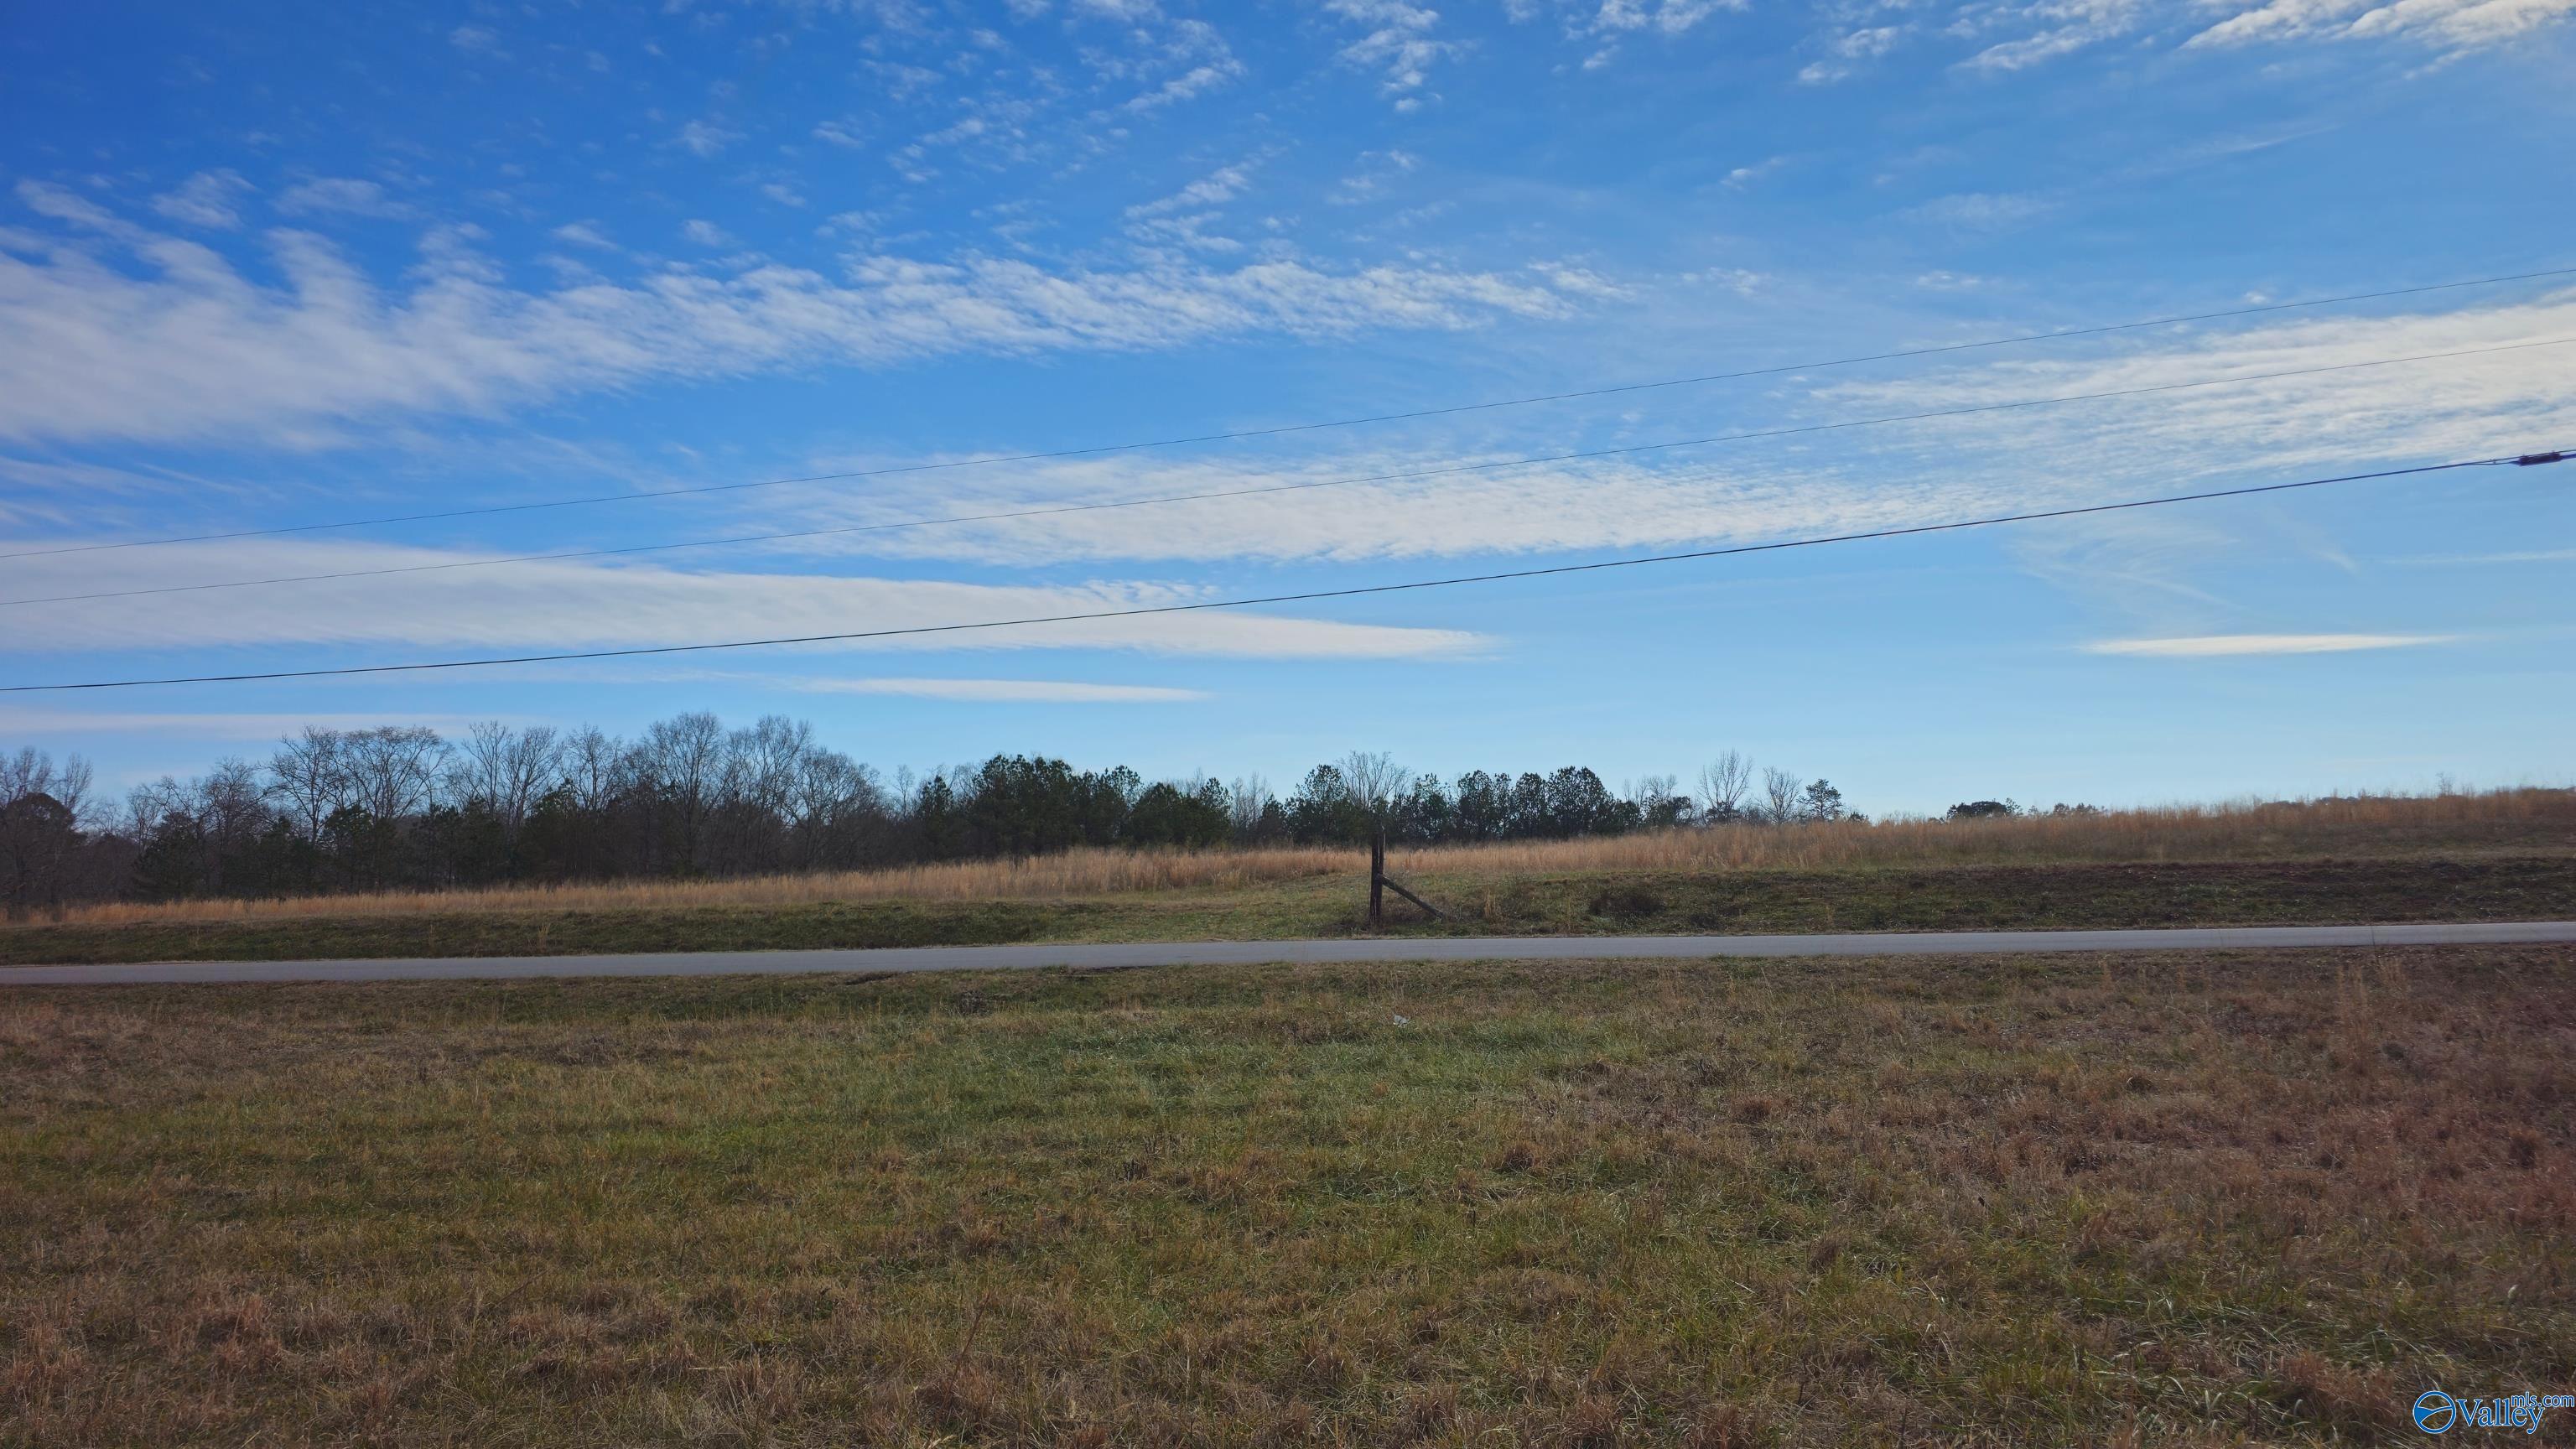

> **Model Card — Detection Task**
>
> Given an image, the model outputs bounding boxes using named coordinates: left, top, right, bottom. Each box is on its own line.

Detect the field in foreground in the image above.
left=5, top=948, right=2571, bottom=1445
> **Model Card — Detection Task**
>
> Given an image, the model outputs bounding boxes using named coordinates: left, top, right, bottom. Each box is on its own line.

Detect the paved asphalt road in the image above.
left=5, top=921, right=2573, bottom=986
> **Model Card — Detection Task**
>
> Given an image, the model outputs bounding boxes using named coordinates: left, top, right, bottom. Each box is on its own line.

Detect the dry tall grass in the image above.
left=29, top=787, right=2573, bottom=930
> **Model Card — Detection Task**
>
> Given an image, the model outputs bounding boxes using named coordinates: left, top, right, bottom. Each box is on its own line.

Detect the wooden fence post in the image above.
left=1366, top=824, right=1445, bottom=927
left=1368, top=826, right=1385, bottom=928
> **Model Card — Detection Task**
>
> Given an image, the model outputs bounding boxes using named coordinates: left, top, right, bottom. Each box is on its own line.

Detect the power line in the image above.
left=5, top=263, right=2570, bottom=564
left=10, top=448, right=2562, bottom=693
left=8, top=335, right=2570, bottom=610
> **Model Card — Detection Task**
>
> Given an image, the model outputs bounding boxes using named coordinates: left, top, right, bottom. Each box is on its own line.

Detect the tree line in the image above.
left=0, top=722, right=1862, bottom=914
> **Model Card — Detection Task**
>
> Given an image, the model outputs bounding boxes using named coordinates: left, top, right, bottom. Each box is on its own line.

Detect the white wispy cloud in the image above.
left=1538, top=0, right=1747, bottom=65
left=0, top=707, right=527, bottom=740
left=671, top=286, right=2576, bottom=576
left=1784, top=290, right=2576, bottom=624
left=1117, top=19, right=1245, bottom=109
left=1722, top=154, right=1789, bottom=186
left=13, top=181, right=141, bottom=239
left=1125, top=163, right=1256, bottom=217
left=1959, top=0, right=2153, bottom=71
left=1122, top=163, right=1259, bottom=253
left=1124, top=213, right=1249, bottom=254
left=1327, top=148, right=1420, bottom=204
left=2082, top=632, right=2454, bottom=655
left=7, top=289, right=2564, bottom=682
left=1327, top=0, right=1460, bottom=102
left=1808, top=288, right=2576, bottom=477
left=1926, top=0, right=2568, bottom=72
left=2189, top=0, right=2575, bottom=49
left=1513, top=0, right=1747, bottom=55
left=1678, top=266, right=1765, bottom=293
left=1901, top=190, right=2058, bottom=229
left=0, top=189, right=1584, bottom=445
left=1799, top=24, right=1903, bottom=80
left=785, top=677, right=1210, bottom=701
left=1121, top=59, right=1243, bottom=109
left=0, top=538, right=1484, bottom=662
left=675, top=120, right=743, bottom=158
left=693, top=448, right=2031, bottom=569
left=2185, top=0, right=2378, bottom=44
left=0, top=453, right=212, bottom=503
left=14, top=271, right=2560, bottom=594
left=277, top=177, right=414, bottom=219
left=1580, top=0, right=1746, bottom=34
left=2387, top=547, right=2576, bottom=564
left=150, top=171, right=251, bottom=229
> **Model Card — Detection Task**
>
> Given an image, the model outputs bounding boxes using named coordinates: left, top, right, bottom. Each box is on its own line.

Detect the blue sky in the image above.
left=2, top=0, right=2571, bottom=816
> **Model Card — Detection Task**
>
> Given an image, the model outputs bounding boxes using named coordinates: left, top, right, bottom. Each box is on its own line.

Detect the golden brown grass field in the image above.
left=42, top=787, right=2576, bottom=924
left=4, top=946, right=2572, bottom=1446
left=7, top=789, right=2574, bottom=965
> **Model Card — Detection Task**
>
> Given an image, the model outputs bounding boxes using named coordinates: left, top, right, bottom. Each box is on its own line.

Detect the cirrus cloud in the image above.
left=0, top=184, right=1585, bottom=447
left=785, top=677, right=1210, bottom=701
left=150, top=170, right=252, bottom=230
left=2188, top=0, right=2576, bottom=49
left=2081, top=632, right=2454, bottom=655
left=0, top=534, right=1487, bottom=665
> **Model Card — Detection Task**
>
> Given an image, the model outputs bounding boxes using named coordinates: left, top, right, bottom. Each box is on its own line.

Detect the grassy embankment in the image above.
left=6, top=789, right=2572, bottom=965
left=4, top=948, right=2570, bottom=1444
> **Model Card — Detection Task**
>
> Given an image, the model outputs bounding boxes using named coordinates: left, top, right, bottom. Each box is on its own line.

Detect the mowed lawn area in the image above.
left=4, top=948, right=2572, bottom=1446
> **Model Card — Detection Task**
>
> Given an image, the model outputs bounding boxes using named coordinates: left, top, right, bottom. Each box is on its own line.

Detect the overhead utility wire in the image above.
left=8, top=336, right=2570, bottom=610
left=9, top=448, right=2564, bottom=693
left=3, top=263, right=2570, bottom=564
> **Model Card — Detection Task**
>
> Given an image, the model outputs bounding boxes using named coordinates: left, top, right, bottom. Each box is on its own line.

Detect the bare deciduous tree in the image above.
left=502, top=726, right=564, bottom=828
left=268, top=728, right=345, bottom=841
left=454, top=722, right=564, bottom=833
left=341, top=727, right=448, bottom=823
left=200, top=760, right=267, bottom=854
left=1339, top=751, right=1412, bottom=817
left=1, top=748, right=101, bottom=916
left=1228, top=775, right=1273, bottom=836
left=559, top=727, right=624, bottom=814
left=3, top=747, right=92, bottom=822
left=1627, top=773, right=1678, bottom=814
left=1760, top=766, right=1804, bottom=825
left=786, top=748, right=879, bottom=868
left=729, top=717, right=811, bottom=818
left=637, top=712, right=724, bottom=863
left=1698, top=750, right=1753, bottom=824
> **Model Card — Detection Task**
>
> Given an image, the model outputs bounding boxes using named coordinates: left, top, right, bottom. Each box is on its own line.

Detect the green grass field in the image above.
left=5, top=946, right=2570, bottom=1445
left=8, top=854, right=2573, bottom=965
